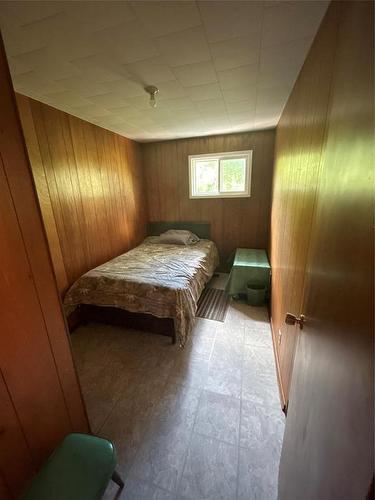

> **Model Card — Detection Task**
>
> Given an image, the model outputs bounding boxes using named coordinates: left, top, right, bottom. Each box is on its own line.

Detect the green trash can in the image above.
left=246, top=283, right=266, bottom=306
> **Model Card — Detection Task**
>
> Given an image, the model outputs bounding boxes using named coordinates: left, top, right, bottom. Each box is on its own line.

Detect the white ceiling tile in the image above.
left=155, top=117, right=184, bottom=129
left=162, top=97, right=196, bottom=111
left=198, top=1, right=263, bottom=43
left=225, top=99, right=257, bottom=114
left=218, top=64, right=258, bottom=91
left=13, top=71, right=67, bottom=95
left=93, top=19, right=158, bottom=65
left=126, top=115, right=159, bottom=129
left=260, top=37, right=313, bottom=73
left=157, top=80, right=186, bottom=100
left=16, top=11, right=72, bottom=49
left=47, top=34, right=96, bottom=63
left=115, top=122, right=150, bottom=137
left=140, top=108, right=176, bottom=122
left=52, top=76, right=109, bottom=98
left=6, top=55, right=35, bottom=77
left=41, top=90, right=93, bottom=108
left=169, top=108, right=203, bottom=121
left=262, top=0, right=329, bottom=48
left=96, top=114, right=133, bottom=127
left=173, top=61, right=217, bottom=88
left=185, top=82, right=222, bottom=102
left=69, top=104, right=113, bottom=118
left=123, top=57, right=175, bottom=85
left=257, top=63, right=299, bottom=90
left=66, top=2, right=136, bottom=34
left=203, top=113, right=230, bottom=125
left=203, top=122, right=232, bottom=134
left=131, top=1, right=201, bottom=37
left=167, top=124, right=207, bottom=137
left=156, top=26, right=211, bottom=67
left=106, top=106, right=147, bottom=121
left=223, top=86, right=257, bottom=103
left=86, top=92, right=130, bottom=109
left=69, top=58, right=123, bottom=84
left=230, top=111, right=256, bottom=125
left=139, top=130, right=171, bottom=141
left=0, top=1, right=64, bottom=27
left=0, top=24, right=45, bottom=57
left=101, top=78, right=146, bottom=99
left=196, top=98, right=227, bottom=115
left=256, top=85, right=290, bottom=113
left=210, top=33, right=261, bottom=71
left=0, top=0, right=327, bottom=141
left=120, top=94, right=156, bottom=111
left=252, top=114, right=281, bottom=130
left=10, top=45, right=49, bottom=67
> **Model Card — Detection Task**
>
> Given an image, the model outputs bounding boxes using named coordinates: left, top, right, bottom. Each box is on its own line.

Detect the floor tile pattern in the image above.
left=72, top=282, right=284, bottom=500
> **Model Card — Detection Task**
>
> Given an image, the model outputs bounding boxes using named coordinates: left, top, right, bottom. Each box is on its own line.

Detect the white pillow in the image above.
left=158, top=229, right=200, bottom=245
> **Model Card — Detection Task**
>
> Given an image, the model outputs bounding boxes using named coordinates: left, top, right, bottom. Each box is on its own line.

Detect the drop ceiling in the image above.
left=0, top=1, right=328, bottom=142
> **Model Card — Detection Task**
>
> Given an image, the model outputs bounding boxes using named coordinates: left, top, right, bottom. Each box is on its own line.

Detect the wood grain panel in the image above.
left=16, top=94, right=148, bottom=293
left=278, top=1, right=373, bottom=497
left=269, top=3, right=340, bottom=404
left=0, top=369, right=34, bottom=498
left=142, top=130, right=275, bottom=265
left=0, top=36, right=88, bottom=497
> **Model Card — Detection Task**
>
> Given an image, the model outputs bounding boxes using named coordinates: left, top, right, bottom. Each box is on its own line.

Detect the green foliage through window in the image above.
left=190, top=151, right=251, bottom=198
left=220, top=158, right=246, bottom=192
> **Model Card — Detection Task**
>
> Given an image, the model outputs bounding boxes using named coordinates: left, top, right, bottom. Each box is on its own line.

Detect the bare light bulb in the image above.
left=145, top=85, right=159, bottom=109
left=150, top=93, right=157, bottom=108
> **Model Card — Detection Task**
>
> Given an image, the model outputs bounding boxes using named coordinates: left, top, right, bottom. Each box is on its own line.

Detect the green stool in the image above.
left=22, top=433, right=124, bottom=500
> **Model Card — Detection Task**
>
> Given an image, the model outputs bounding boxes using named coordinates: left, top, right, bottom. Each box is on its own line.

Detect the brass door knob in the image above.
left=285, top=313, right=306, bottom=329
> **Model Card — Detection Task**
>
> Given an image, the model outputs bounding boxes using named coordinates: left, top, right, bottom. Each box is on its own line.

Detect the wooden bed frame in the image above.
left=67, top=221, right=211, bottom=344
left=68, top=304, right=176, bottom=343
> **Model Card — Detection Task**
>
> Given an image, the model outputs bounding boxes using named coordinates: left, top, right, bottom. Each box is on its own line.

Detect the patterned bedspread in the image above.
left=64, top=237, right=219, bottom=346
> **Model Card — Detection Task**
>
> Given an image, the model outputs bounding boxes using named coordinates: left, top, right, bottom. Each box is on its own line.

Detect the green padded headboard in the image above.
left=148, top=221, right=211, bottom=240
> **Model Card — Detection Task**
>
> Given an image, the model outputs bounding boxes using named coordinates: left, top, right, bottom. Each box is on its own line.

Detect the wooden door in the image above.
left=0, top=370, right=34, bottom=500
left=0, top=34, right=88, bottom=497
left=270, top=2, right=338, bottom=408
left=278, top=1, right=374, bottom=498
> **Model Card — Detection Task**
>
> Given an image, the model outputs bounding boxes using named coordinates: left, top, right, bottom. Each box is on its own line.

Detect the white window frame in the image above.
left=189, top=150, right=252, bottom=199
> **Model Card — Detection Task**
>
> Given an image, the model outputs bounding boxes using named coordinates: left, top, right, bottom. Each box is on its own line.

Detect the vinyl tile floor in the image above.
left=71, top=277, right=285, bottom=500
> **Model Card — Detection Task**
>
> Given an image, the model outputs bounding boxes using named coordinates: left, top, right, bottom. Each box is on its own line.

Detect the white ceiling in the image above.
left=0, top=0, right=328, bottom=142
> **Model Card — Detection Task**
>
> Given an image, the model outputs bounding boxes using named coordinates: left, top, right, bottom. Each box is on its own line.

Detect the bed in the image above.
left=64, top=222, right=219, bottom=346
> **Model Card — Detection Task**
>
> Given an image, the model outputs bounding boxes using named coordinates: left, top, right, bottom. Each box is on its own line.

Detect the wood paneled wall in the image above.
left=278, top=1, right=373, bottom=497
left=269, top=4, right=340, bottom=404
left=0, top=36, right=88, bottom=498
left=142, top=130, right=275, bottom=264
left=269, top=0, right=374, bottom=408
left=16, top=95, right=148, bottom=293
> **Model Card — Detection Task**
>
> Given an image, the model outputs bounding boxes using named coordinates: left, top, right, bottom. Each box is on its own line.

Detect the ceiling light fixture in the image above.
left=144, top=85, right=159, bottom=108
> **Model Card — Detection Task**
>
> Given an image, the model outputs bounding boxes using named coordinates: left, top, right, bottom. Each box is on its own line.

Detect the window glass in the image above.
left=220, top=158, right=247, bottom=192
left=189, top=151, right=252, bottom=198
left=194, top=159, right=218, bottom=195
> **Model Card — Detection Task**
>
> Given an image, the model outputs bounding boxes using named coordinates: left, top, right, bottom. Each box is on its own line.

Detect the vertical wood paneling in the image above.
left=269, top=3, right=340, bottom=404
left=0, top=370, right=34, bottom=498
left=0, top=37, right=88, bottom=498
left=16, top=94, right=148, bottom=293
left=0, top=472, right=12, bottom=500
left=142, top=130, right=275, bottom=264
left=278, top=1, right=373, bottom=497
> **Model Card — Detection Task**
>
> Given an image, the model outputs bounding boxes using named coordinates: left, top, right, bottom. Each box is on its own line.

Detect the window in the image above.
left=189, top=150, right=252, bottom=199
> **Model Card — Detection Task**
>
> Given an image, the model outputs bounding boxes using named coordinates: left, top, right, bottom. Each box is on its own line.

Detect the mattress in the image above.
left=64, top=236, right=219, bottom=346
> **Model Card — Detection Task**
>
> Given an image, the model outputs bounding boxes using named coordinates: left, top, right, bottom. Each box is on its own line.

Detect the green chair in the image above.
left=22, top=433, right=124, bottom=500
